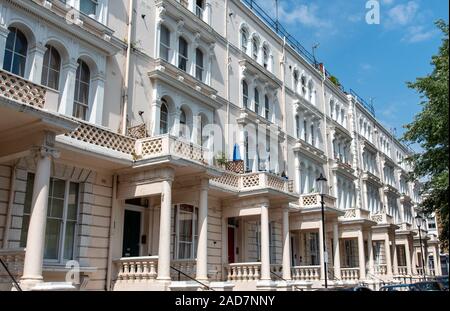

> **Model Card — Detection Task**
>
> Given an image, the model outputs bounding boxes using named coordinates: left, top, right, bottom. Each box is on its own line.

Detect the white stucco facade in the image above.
left=0, top=0, right=444, bottom=291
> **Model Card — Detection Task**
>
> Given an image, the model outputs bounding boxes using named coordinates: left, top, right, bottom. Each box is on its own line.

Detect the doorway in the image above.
left=228, top=226, right=236, bottom=263
left=122, top=209, right=142, bottom=257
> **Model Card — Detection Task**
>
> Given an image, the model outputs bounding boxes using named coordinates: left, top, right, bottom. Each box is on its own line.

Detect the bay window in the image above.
left=20, top=173, right=80, bottom=263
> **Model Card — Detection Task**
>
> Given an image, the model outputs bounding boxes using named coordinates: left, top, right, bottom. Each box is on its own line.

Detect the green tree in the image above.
left=402, top=20, right=449, bottom=250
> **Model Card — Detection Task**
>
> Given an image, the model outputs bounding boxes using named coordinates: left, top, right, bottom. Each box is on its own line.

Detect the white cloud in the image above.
left=360, top=63, right=373, bottom=71
left=387, top=1, right=419, bottom=26
left=402, top=26, right=438, bottom=43
left=278, top=3, right=331, bottom=29
left=382, top=0, right=395, bottom=5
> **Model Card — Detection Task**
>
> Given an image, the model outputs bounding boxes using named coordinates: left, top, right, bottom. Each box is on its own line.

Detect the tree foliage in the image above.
left=402, top=20, right=449, bottom=250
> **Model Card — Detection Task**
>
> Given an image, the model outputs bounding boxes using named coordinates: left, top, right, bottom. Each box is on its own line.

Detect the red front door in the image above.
left=228, top=227, right=235, bottom=263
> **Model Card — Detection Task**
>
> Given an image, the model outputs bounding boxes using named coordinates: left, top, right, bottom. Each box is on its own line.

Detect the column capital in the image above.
left=32, top=146, right=60, bottom=159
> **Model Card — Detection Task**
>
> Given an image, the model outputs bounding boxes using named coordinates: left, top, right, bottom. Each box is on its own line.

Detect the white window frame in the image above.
left=172, top=204, right=198, bottom=260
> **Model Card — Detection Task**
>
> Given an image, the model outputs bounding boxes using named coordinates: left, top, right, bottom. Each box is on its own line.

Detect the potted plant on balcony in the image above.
left=214, top=152, right=228, bottom=169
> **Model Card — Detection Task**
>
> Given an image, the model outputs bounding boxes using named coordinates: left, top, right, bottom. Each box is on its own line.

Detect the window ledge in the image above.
left=43, top=264, right=98, bottom=273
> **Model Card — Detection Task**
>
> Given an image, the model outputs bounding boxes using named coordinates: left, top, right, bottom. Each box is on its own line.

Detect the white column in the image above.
left=405, top=240, right=413, bottom=275
left=318, top=223, right=325, bottom=281
left=58, top=60, right=79, bottom=117
left=384, top=233, right=393, bottom=277
left=333, top=223, right=341, bottom=279
left=196, top=178, right=209, bottom=281
left=260, top=203, right=271, bottom=281
left=150, top=99, right=161, bottom=136
left=0, top=26, right=9, bottom=70
left=435, top=246, right=441, bottom=276
left=157, top=178, right=173, bottom=281
left=88, top=74, right=106, bottom=125
left=294, top=155, right=301, bottom=194
left=21, top=141, right=58, bottom=289
left=357, top=230, right=366, bottom=280
left=367, top=231, right=374, bottom=275
left=392, top=239, right=399, bottom=275
left=27, top=43, right=47, bottom=84
left=192, top=115, right=201, bottom=145
left=282, top=207, right=291, bottom=280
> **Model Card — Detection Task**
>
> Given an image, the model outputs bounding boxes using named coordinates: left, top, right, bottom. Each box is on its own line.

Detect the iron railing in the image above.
left=170, top=266, right=214, bottom=291
left=0, top=258, right=22, bottom=291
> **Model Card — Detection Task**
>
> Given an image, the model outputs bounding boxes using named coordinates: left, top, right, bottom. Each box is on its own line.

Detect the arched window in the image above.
left=301, top=75, right=307, bottom=95
left=240, top=27, right=248, bottom=53
left=195, top=48, right=204, bottom=81
left=308, top=81, right=314, bottom=103
left=264, top=95, right=270, bottom=120
left=178, top=37, right=188, bottom=72
left=252, top=37, right=259, bottom=61
left=293, top=71, right=299, bottom=93
left=3, top=27, right=28, bottom=77
left=242, top=80, right=249, bottom=108
left=160, top=99, right=169, bottom=134
left=41, top=45, right=61, bottom=90
left=263, top=45, right=269, bottom=69
left=330, top=100, right=335, bottom=119
left=254, top=88, right=260, bottom=114
left=73, top=59, right=90, bottom=120
left=160, top=25, right=171, bottom=62
left=179, top=108, right=187, bottom=138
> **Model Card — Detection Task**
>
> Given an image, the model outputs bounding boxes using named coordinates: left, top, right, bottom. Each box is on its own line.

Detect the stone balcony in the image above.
left=332, top=158, right=356, bottom=179
left=383, top=184, right=400, bottom=196
left=293, top=140, right=327, bottom=163
left=211, top=171, right=295, bottom=196
left=361, top=171, right=382, bottom=187
left=0, top=69, right=59, bottom=111
left=341, top=208, right=372, bottom=221
left=371, top=212, right=395, bottom=225
left=299, top=193, right=336, bottom=209
left=148, top=58, right=222, bottom=110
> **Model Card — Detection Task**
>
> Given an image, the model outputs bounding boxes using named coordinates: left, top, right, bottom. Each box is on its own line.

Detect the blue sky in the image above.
left=256, top=0, right=449, bottom=139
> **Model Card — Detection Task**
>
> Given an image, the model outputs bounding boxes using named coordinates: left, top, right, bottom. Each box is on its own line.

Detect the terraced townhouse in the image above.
left=0, top=0, right=443, bottom=291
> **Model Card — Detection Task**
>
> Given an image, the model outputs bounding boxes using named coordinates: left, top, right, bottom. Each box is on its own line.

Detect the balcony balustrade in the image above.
left=0, top=69, right=59, bottom=110
left=398, top=266, right=408, bottom=276
left=225, top=263, right=261, bottom=282
left=114, top=256, right=159, bottom=283
left=371, top=211, right=394, bottom=225
left=291, top=266, right=321, bottom=281
left=299, top=193, right=336, bottom=209
left=211, top=171, right=295, bottom=195
left=341, top=268, right=360, bottom=281
left=341, top=208, right=371, bottom=220
left=374, top=264, right=388, bottom=276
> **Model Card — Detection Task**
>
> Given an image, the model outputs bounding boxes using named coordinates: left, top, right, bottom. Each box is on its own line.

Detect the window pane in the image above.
left=80, top=0, right=97, bottom=16
left=67, top=183, right=79, bottom=221
left=14, top=30, right=28, bottom=56
left=3, top=50, right=13, bottom=72
left=44, top=218, right=62, bottom=260
left=12, top=54, right=26, bottom=77
left=50, top=198, right=64, bottom=218
left=20, top=215, right=30, bottom=248
left=52, top=179, right=66, bottom=198
left=63, top=222, right=76, bottom=260
left=5, top=30, right=15, bottom=51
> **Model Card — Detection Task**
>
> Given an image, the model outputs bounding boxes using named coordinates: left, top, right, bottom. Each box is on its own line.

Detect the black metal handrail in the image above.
left=170, top=266, right=214, bottom=291
left=0, top=258, right=22, bottom=291
left=270, top=270, right=304, bottom=291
